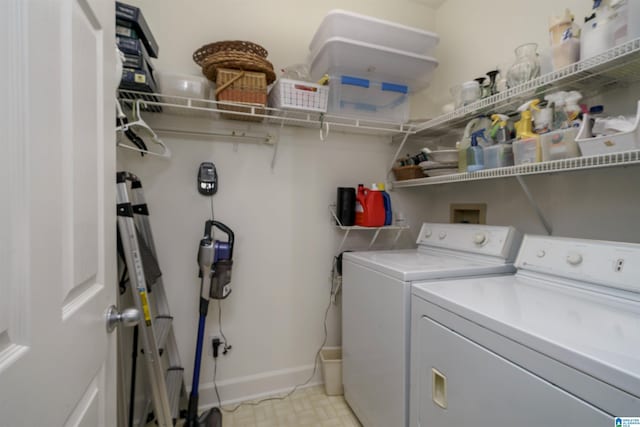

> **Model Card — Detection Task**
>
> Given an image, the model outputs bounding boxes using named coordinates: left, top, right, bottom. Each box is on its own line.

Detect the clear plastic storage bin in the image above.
left=328, top=74, right=409, bottom=123
left=513, top=138, right=540, bottom=165
left=540, top=128, right=580, bottom=161
left=310, top=37, right=439, bottom=91
left=484, top=143, right=514, bottom=169
left=310, top=9, right=439, bottom=56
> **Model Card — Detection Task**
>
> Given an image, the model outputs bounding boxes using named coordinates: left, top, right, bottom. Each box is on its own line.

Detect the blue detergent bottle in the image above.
left=467, top=129, right=487, bottom=172
left=376, top=182, right=393, bottom=226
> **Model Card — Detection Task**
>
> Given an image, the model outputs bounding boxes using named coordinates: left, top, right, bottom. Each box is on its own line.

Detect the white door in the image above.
left=0, top=0, right=117, bottom=426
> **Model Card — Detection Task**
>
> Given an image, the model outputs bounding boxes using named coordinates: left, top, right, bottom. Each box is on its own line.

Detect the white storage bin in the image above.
left=484, top=143, right=514, bottom=169
left=328, top=74, right=409, bottom=123
left=576, top=100, right=640, bottom=156
left=320, top=347, right=343, bottom=396
left=513, top=138, right=540, bottom=165
left=269, top=79, right=329, bottom=112
left=310, top=37, right=439, bottom=92
left=155, top=71, right=213, bottom=100
left=310, top=9, right=439, bottom=57
left=540, top=128, right=580, bottom=161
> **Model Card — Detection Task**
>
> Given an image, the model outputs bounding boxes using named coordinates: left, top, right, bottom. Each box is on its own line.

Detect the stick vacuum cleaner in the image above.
left=186, top=220, right=234, bottom=427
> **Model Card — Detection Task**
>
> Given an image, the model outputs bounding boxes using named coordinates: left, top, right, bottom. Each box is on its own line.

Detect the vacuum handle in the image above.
left=212, top=220, right=234, bottom=259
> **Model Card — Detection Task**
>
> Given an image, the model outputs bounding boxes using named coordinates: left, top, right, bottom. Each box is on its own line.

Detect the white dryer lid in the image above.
left=412, top=274, right=640, bottom=398
left=343, top=249, right=515, bottom=282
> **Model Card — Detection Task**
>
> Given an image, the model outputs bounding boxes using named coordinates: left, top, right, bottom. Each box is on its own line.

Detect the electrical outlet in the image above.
left=615, top=258, right=624, bottom=272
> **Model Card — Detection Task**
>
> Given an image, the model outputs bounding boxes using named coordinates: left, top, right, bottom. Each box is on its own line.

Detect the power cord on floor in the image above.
left=212, top=267, right=335, bottom=413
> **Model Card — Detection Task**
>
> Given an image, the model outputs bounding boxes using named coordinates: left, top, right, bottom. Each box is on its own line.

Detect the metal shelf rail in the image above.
left=413, top=37, right=640, bottom=137
left=392, top=150, right=640, bottom=188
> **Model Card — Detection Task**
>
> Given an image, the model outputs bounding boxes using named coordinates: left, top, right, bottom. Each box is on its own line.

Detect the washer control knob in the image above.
left=423, top=229, right=432, bottom=238
left=567, top=253, right=583, bottom=266
left=537, top=250, right=546, bottom=258
left=439, top=232, right=447, bottom=240
left=473, top=233, right=487, bottom=245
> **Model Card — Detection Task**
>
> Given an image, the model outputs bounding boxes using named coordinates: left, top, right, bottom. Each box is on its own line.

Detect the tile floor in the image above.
left=219, top=385, right=362, bottom=427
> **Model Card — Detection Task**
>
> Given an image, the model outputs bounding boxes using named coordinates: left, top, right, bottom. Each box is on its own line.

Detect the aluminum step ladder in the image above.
left=116, top=171, right=185, bottom=427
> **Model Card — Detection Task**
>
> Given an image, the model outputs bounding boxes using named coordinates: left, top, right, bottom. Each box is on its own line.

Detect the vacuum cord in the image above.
left=212, top=264, right=335, bottom=412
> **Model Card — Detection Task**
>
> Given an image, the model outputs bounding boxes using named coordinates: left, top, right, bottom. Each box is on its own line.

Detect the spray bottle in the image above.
left=514, top=100, right=542, bottom=163
left=565, top=91, right=583, bottom=127
left=458, top=116, right=493, bottom=172
left=490, top=114, right=511, bottom=143
left=545, top=92, right=569, bottom=129
left=467, top=129, right=487, bottom=172
left=515, top=99, right=540, bottom=139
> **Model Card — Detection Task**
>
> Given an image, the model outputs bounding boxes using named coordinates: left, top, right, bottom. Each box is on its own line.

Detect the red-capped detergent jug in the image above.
left=355, top=184, right=386, bottom=227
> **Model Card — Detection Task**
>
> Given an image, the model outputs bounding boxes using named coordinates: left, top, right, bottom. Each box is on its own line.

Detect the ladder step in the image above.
left=166, top=367, right=184, bottom=420
left=154, top=315, right=173, bottom=351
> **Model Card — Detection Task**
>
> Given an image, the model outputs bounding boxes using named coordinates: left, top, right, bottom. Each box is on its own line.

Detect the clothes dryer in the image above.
left=410, top=235, right=640, bottom=426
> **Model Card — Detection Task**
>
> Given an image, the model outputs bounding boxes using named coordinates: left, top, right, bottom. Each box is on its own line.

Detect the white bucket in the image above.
left=320, top=347, right=343, bottom=396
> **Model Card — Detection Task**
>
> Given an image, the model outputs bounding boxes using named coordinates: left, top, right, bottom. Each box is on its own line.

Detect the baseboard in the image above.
left=197, top=363, right=324, bottom=411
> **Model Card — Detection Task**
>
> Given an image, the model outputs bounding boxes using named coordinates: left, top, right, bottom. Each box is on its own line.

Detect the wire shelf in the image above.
left=414, top=38, right=640, bottom=137
left=118, top=91, right=417, bottom=137
left=392, top=150, right=640, bottom=188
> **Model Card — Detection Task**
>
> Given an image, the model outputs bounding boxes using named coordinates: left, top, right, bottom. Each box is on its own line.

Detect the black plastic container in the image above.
left=337, top=187, right=356, bottom=226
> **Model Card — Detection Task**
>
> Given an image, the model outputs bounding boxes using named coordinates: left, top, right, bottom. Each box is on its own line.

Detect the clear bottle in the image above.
left=467, top=129, right=487, bottom=173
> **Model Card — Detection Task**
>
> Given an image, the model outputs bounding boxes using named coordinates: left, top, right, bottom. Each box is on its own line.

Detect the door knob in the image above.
left=106, top=305, right=140, bottom=333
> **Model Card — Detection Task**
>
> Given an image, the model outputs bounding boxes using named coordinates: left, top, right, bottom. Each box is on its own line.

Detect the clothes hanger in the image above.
left=116, top=99, right=149, bottom=155
left=116, top=99, right=172, bottom=158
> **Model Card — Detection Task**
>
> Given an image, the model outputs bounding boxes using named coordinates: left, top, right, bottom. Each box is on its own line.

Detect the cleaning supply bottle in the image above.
left=515, top=99, right=540, bottom=139
left=467, top=129, right=487, bottom=172
left=365, top=184, right=386, bottom=227
left=514, top=100, right=542, bottom=164
left=545, top=92, right=569, bottom=129
left=490, top=114, right=511, bottom=143
left=355, top=184, right=366, bottom=226
left=458, top=116, right=492, bottom=172
left=355, top=184, right=385, bottom=227
left=565, top=91, right=583, bottom=127
left=377, top=182, right=393, bottom=226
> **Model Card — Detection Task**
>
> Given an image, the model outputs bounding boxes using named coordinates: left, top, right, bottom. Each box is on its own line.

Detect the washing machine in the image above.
left=342, top=222, right=522, bottom=427
left=410, top=235, right=640, bottom=427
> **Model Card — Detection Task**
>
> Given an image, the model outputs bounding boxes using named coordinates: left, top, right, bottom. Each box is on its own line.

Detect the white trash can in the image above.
left=320, top=347, right=343, bottom=396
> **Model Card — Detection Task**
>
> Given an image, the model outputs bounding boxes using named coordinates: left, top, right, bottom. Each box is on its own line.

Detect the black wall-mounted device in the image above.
left=197, top=162, right=218, bottom=196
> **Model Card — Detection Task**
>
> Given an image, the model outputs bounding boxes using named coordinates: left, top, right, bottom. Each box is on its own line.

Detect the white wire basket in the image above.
left=269, top=78, right=329, bottom=112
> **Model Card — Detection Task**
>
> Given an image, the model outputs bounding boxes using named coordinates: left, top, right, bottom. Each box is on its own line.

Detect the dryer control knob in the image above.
left=439, top=232, right=447, bottom=240
left=567, top=253, right=583, bottom=266
left=537, top=250, right=546, bottom=258
left=424, top=229, right=432, bottom=238
left=473, top=233, right=487, bottom=245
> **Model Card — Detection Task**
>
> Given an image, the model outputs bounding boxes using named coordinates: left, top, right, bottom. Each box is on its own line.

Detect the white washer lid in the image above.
left=344, top=249, right=515, bottom=282
left=412, top=274, right=640, bottom=397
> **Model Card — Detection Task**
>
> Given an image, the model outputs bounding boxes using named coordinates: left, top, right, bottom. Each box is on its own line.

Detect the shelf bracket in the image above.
left=338, top=230, right=350, bottom=253
left=392, top=228, right=404, bottom=248
left=368, top=228, right=383, bottom=249
left=515, top=175, right=552, bottom=235
left=388, top=132, right=411, bottom=179
left=270, top=119, right=285, bottom=170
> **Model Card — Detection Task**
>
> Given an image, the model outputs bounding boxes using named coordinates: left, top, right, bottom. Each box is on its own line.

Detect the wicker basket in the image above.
left=216, top=68, right=267, bottom=122
left=392, top=165, right=425, bottom=181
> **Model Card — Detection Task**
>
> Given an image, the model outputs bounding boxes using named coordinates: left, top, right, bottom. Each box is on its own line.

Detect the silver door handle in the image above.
left=105, top=305, right=140, bottom=333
